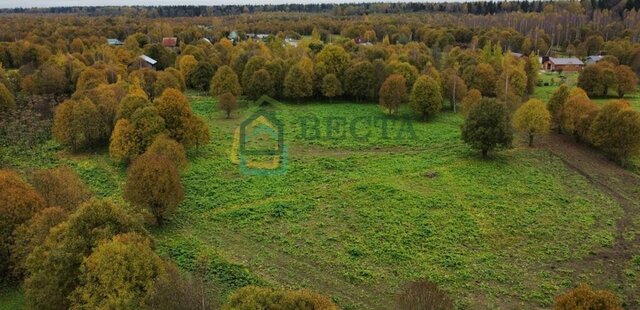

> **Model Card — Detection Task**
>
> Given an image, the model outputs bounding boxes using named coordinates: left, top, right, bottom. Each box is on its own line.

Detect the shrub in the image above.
left=124, top=153, right=184, bottom=225
left=53, top=98, right=103, bottom=152
left=462, top=98, right=513, bottom=158
left=147, top=134, right=188, bottom=170
left=30, top=167, right=91, bottom=211
left=0, top=170, right=46, bottom=280
left=396, top=279, right=454, bottom=310
left=223, top=286, right=338, bottom=310
left=218, top=92, right=238, bottom=119
left=554, top=283, right=622, bottom=310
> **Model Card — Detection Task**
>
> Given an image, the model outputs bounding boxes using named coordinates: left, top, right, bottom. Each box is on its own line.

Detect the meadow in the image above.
left=2, top=87, right=639, bottom=309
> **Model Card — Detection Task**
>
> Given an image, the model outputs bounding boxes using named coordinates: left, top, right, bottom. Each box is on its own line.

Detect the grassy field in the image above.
left=1, top=89, right=638, bottom=308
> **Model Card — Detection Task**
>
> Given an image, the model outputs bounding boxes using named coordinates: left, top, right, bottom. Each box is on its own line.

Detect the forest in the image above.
left=1, top=1, right=640, bottom=309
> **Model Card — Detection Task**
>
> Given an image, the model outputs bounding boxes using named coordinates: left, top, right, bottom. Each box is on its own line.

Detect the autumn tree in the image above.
left=53, top=98, right=103, bottom=151
left=496, top=55, right=527, bottom=109
left=344, top=61, right=376, bottom=102
left=154, top=88, right=208, bottom=148
left=30, top=167, right=91, bottom=211
left=124, top=153, right=184, bottom=225
left=210, top=65, right=241, bottom=97
left=321, top=73, right=342, bottom=102
left=513, top=99, right=551, bottom=146
left=379, top=74, right=407, bottom=115
left=241, top=55, right=268, bottom=89
left=589, top=100, right=640, bottom=166
left=462, top=98, right=513, bottom=158
left=116, top=94, right=151, bottom=121
left=10, top=207, right=67, bottom=278
left=554, top=284, right=622, bottom=310
left=524, top=52, right=540, bottom=95
left=561, top=90, right=599, bottom=142
left=410, top=76, right=443, bottom=120
left=76, top=67, right=107, bottom=92
left=246, top=69, right=275, bottom=100
left=284, top=63, right=313, bottom=102
left=24, top=199, right=144, bottom=310
left=153, top=70, right=182, bottom=98
left=471, top=63, right=497, bottom=96
left=144, top=263, right=215, bottom=310
left=442, top=68, right=468, bottom=112
left=187, top=62, right=216, bottom=91
left=316, top=44, right=351, bottom=78
left=109, top=119, right=140, bottom=163
left=0, top=82, right=16, bottom=113
left=224, top=286, right=338, bottom=310
left=218, top=92, right=237, bottom=119
left=147, top=134, right=188, bottom=170
left=462, top=89, right=482, bottom=116
left=69, top=233, right=165, bottom=309
left=0, top=170, right=45, bottom=280
left=396, top=279, right=454, bottom=310
left=547, top=84, right=570, bottom=133
left=178, top=55, right=198, bottom=81
left=578, top=63, right=616, bottom=97
left=130, top=106, right=166, bottom=151
left=614, top=65, right=638, bottom=98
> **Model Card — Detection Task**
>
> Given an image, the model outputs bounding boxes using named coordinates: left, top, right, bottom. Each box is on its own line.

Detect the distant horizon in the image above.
left=0, top=0, right=441, bottom=10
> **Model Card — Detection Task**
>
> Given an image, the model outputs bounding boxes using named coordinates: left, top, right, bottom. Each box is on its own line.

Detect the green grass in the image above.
left=0, top=288, right=24, bottom=310
left=0, top=91, right=632, bottom=308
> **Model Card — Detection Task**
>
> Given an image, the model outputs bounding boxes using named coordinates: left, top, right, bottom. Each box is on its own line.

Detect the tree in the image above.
left=396, top=279, right=454, bottom=310
left=246, top=69, right=275, bottom=100
left=379, top=74, right=407, bottom=115
left=116, top=94, right=151, bottom=121
left=561, top=91, right=599, bottom=142
left=461, top=89, right=482, bottom=116
left=462, top=98, right=513, bottom=158
left=53, top=98, right=103, bottom=152
left=316, top=44, right=351, bottom=78
left=590, top=100, right=640, bottom=166
left=547, top=84, right=570, bottom=133
left=178, top=55, right=198, bottom=81
left=30, top=167, right=91, bottom=211
left=124, top=153, right=184, bottom=226
left=147, top=134, right=188, bottom=170
left=496, top=55, right=527, bottom=109
left=76, top=67, right=107, bottom=92
left=321, top=73, right=342, bottom=102
left=144, top=263, right=215, bottom=310
left=524, top=52, right=540, bottom=95
left=614, top=65, right=638, bottom=98
left=284, top=63, right=313, bottom=102
left=24, top=199, right=144, bottom=310
left=69, top=233, right=165, bottom=309
left=0, top=170, right=45, bottom=280
left=241, top=55, right=268, bottom=89
left=218, top=92, right=238, bottom=119
left=109, top=119, right=140, bottom=163
left=471, top=63, right=497, bottom=96
left=513, top=99, right=551, bottom=146
left=410, top=76, right=443, bottom=120
left=32, top=61, right=70, bottom=96
left=554, top=284, right=622, bottom=310
left=223, top=286, right=338, bottom=310
left=153, top=70, right=182, bottom=98
left=130, top=106, right=167, bottom=151
left=442, top=69, right=468, bottom=112
left=578, top=63, right=616, bottom=97
left=0, top=82, right=16, bottom=113
left=344, top=61, right=376, bottom=102
left=187, top=62, right=216, bottom=91
left=154, top=88, right=207, bottom=148
left=10, top=207, right=67, bottom=279
left=210, top=65, right=241, bottom=97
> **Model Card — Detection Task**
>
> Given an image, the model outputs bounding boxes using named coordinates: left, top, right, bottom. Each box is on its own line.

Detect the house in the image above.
left=245, top=33, right=270, bottom=42
left=107, top=38, right=123, bottom=46
left=542, top=57, right=584, bottom=72
left=585, top=55, right=605, bottom=65
left=228, top=31, right=239, bottom=43
left=130, top=55, right=157, bottom=70
left=162, top=37, right=178, bottom=48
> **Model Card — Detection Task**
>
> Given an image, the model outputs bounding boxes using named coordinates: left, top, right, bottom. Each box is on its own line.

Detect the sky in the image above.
left=0, top=0, right=412, bottom=9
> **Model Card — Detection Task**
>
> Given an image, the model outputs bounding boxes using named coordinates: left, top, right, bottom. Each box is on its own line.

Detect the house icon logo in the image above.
left=230, top=96, right=288, bottom=176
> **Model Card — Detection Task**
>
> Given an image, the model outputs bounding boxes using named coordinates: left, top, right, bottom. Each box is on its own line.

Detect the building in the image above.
left=129, top=55, right=157, bottom=70
left=542, top=57, right=584, bottom=72
left=107, top=38, right=123, bottom=46
left=228, top=31, right=239, bottom=43
left=284, top=37, right=299, bottom=47
left=162, top=37, right=178, bottom=48
left=585, top=55, right=605, bottom=65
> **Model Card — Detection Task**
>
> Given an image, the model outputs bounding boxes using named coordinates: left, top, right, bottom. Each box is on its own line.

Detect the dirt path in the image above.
left=539, top=134, right=640, bottom=307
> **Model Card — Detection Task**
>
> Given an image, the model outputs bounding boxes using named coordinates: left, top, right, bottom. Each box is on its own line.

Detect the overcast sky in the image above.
left=0, top=0, right=415, bottom=9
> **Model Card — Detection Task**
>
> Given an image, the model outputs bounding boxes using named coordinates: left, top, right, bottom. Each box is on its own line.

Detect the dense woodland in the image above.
left=1, top=1, right=640, bottom=309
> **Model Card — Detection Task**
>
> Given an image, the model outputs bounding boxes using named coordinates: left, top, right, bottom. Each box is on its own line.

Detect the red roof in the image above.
left=162, top=37, right=177, bottom=47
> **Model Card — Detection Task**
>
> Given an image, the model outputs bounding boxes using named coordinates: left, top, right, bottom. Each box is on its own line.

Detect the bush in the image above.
left=124, top=153, right=184, bottom=225
left=30, top=167, right=91, bottom=211
left=223, top=286, right=338, bottom=310
left=147, top=134, right=188, bottom=170
left=396, top=279, right=454, bottom=310
left=53, top=98, right=103, bottom=152
left=0, top=170, right=46, bottom=281
left=554, top=283, right=622, bottom=310
left=218, top=92, right=238, bottom=119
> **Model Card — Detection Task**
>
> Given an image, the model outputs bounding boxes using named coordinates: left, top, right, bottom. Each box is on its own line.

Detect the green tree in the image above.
left=187, top=62, right=216, bottom=91
left=614, top=65, right=638, bottom=98
left=284, top=63, right=313, bottom=102
left=24, top=199, right=144, bottom=310
left=69, top=233, right=165, bottom=309
left=218, top=92, right=238, bottom=119
left=590, top=100, right=640, bottom=166
left=547, top=84, right=570, bottom=133
left=321, top=73, right=342, bottom=102
left=513, top=99, right=551, bottom=146
left=462, top=98, right=513, bottom=158
left=496, top=55, right=527, bottom=109
left=344, top=61, right=376, bottom=102
left=316, top=44, right=351, bottom=78
left=379, top=74, right=407, bottom=115
left=524, top=52, right=540, bottom=95
left=410, top=76, right=443, bottom=120
left=0, top=82, right=16, bottom=113
left=210, top=65, right=241, bottom=97
left=53, top=98, right=103, bottom=152
left=124, top=153, right=184, bottom=226
left=246, top=69, right=275, bottom=100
